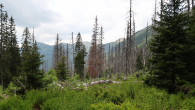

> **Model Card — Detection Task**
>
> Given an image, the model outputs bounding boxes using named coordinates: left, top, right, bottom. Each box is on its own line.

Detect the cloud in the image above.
left=2, top=0, right=59, bottom=27
left=2, top=0, right=159, bottom=45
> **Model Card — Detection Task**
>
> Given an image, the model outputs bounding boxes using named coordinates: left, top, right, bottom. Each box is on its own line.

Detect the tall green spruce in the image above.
left=20, top=27, right=43, bottom=90
left=185, top=7, right=195, bottom=83
left=0, top=4, right=21, bottom=88
left=135, top=51, right=144, bottom=71
left=7, top=17, right=21, bottom=84
left=148, top=0, right=193, bottom=91
left=74, top=33, right=87, bottom=80
left=56, top=56, right=68, bottom=81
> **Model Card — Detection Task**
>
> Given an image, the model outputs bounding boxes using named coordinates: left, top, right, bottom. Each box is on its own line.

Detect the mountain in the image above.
left=37, top=26, right=153, bottom=70
left=135, top=25, right=152, bottom=47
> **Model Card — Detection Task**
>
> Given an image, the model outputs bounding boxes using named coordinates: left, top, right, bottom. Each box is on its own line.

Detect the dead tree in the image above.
left=123, top=0, right=136, bottom=77
left=72, top=32, right=74, bottom=77
left=143, top=23, right=149, bottom=68
left=114, top=45, right=118, bottom=73
left=121, top=38, right=126, bottom=75
left=52, top=34, right=60, bottom=70
left=154, top=0, right=157, bottom=22
left=117, top=39, right=121, bottom=74
left=108, top=44, right=111, bottom=77
left=125, top=22, right=130, bottom=78
left=52, top=34, right=65, bottom=70
left=97, top=26, right=104, bottom=78
left=132, top=13, right=137, bottom=72
left=161, top=0, right=163, bottom=16
left=187, top=0, right=191, bottom=13
left=111, top=45, right=114, bottom=69
left=104, top=52, right=107, bottom=74
left=129, top=0, right=133, bottom=75
left=66, top=43, right=69, bottom=72
left=88, top=16, right=99, bottom=78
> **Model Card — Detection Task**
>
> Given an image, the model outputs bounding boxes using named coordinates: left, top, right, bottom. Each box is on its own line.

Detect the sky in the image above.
left=1, top=0, right=160, bottom=45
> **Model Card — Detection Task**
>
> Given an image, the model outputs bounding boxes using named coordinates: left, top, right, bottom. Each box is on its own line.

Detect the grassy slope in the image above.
left=0, top=76, right=194, bottom=110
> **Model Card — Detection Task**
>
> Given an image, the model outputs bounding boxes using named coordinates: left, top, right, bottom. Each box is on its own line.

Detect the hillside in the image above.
left=135, top=26, right=152, bottom=47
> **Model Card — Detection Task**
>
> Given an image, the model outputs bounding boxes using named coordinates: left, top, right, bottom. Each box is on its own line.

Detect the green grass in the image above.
left=0, top=76, right=194, bottom=110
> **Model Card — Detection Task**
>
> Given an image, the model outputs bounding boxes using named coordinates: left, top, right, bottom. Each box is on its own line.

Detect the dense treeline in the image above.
left=0, top=4, right=20, bottom=88
left=0, top=4, right=43, bottom=90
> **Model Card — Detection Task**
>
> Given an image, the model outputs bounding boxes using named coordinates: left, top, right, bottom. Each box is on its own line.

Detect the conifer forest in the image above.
left=0, top=0, right=195, bottom=109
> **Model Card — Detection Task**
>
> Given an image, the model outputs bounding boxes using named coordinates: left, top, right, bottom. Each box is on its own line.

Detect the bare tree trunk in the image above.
left=56, top=35, right=59, bottom=66
left=66, top=44, right=69, bottom=72
left=118, top=39, right=121, bottom=74
left=187, top=0, right=190, bottom=13
left=99, top=27, right=104, bottom=78
left=144, top=23, right=149, bottom=67
left=108, top=44, right=111, bottom=78
left=154, top=0, right=157, bottom=21
left=72, top=32, right=74, bottom=77
left=0, top=4, right=4, bottom=88
left=122, top=38, right=126, bottom=74
left=146, top=22, right=148, bottom=45
left=133, top=14, right=136, bottom=73
left=125, top=22, right=129, bottom=79
left=129, top=0, right=133, bottom=75
left=161, top=0, right=163, bottom=16
left=52, top=34, right=60, bottom=70
left=104, top=53, right=106, bottom=77
left=95, top=17, right=98, bottom=78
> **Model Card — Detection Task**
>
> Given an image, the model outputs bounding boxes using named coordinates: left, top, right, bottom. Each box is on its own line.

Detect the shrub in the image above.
left=0, top=96, right=33, bottom=110
left=42, top=68, right=58, bottom=87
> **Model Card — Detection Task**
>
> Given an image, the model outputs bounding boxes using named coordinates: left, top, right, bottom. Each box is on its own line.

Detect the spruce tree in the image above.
left=148, top=0, right=188, bottom=91
left=75, top=33, right=82, bottom=54
left=0, top=10, right=10, bottom=87
left=136, top=52, right=144, bottom=71
left=184, top=7, right=195, bottom=83
left=74, top=33, right=87, bottom=80
left=20, top=27, right=43, bottom=89
left=8, top=17, right=21, bottom=79
left=29, top=39, right=44, bottom=89
left=0, top=4, right=21, bottom=88
left=56, top=56, right=68, bottom=81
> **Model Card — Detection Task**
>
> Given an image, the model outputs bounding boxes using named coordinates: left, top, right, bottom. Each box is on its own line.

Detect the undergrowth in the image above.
left=0, top=76, right=194, bottom=110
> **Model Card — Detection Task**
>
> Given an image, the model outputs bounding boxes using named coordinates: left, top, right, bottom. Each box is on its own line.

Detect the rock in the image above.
left=91, top=82, right=96, bottom=85
left=83, top=83, right=88, bottom=86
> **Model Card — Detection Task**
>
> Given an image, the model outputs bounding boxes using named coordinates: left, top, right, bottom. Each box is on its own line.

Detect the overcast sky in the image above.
left=1, top=0, right=160, bottom=45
